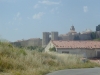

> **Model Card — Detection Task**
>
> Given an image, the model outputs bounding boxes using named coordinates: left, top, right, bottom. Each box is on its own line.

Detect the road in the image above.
left=46, top=68, right=100, bottom=75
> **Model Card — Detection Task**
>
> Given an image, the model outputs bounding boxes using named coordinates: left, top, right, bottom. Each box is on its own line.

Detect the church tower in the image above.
left=70, top=25, right=75, bottom=32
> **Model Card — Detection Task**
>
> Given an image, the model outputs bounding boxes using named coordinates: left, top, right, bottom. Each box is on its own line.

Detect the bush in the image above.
left=0, top=42, right=100, bottom=75
left=27, top=46, right=44, bottom=52
left=49, top=47, right=56, bottom=52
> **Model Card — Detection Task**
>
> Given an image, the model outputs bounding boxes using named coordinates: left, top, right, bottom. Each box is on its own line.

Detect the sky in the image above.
left=0, top=0, right=100, bottom=42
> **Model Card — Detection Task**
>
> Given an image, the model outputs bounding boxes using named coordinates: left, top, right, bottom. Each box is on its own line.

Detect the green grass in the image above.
left=0, top=42, right=100, bottom=75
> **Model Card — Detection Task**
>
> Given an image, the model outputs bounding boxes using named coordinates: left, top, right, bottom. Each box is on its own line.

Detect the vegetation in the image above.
left=0, top=42, right=100, bottom=75
left=27, top=46, right=44, bottom=52
left=49, top=47, right=56, bottom=52
left=91, top=32, right=96, bottom=39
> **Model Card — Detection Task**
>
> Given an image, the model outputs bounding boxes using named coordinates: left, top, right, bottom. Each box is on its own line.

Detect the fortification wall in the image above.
left=79, top=33, right=92, bottom=40
left=12, top=38, right=42, bottom=47
left=20, top=40, right=28, bottom=46
left=27, top=38, right=42, bottom=46
left=59, top=35, right=69, bottom=40
left=59, top=34, right=75, bottom=40
left=59, top=33, right=92, bottom=41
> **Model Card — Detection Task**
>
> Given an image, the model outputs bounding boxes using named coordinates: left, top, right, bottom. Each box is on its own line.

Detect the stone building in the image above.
left=96, top=24, right=100, bottom=31
left=12, top=25, right=95, bottom=47
left=58, top=26, right=92, bottom=41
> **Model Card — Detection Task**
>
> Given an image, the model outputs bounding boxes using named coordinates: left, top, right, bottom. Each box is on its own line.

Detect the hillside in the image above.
left=0, top=42, right=100, bottom=75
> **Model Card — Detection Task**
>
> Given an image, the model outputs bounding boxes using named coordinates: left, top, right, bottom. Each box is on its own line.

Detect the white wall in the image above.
left=45, top=41, right=55, bottom=52
left=57, top=48, right=96, bottom=58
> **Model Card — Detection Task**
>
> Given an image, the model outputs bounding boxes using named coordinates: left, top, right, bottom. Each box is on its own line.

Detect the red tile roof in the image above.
left=51, top=41, right=100, bottom=49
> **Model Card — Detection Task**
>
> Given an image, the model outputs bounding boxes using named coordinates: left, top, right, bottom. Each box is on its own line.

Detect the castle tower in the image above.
left=51, top=32, right=58, bottom=40
left=42, top=32, right=50, bottom=47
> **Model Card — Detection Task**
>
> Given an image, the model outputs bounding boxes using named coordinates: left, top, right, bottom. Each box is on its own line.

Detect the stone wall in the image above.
left=12, top=38, right=42, bottom=47
left=79, top=33, right=92, bottom=40
left=58, top=33, right=92, bottom=41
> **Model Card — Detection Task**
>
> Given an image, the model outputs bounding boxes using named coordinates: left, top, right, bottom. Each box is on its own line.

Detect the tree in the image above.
left=27, top=46, right=44, bottom=52
left=27, top=46, right=37, bottom=50
left=91, top=32, right=96, bottom=39
left=49, top=47, right=56, bottom=52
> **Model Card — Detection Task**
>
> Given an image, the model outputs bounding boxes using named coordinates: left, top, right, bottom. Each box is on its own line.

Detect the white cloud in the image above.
left=34, top=4, right=39, bottom=9
left=83, top=6, right=88, bottom=13
left=33, top=12, right=45, bottom=19
left=38, top=0, right=60, bottom=5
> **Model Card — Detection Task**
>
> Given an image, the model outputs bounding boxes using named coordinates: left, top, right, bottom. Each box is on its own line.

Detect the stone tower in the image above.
left=42, top=32, right=50, bottom=47
left=51, top=32, right=58, bottom=40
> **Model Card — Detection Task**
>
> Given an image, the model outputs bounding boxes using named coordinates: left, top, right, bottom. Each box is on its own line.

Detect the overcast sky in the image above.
left=0, top=0, right=100, bottom=42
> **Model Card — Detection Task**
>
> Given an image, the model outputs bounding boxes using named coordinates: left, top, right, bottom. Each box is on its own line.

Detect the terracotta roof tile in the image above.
left=51, top=41, right=100, bottom=49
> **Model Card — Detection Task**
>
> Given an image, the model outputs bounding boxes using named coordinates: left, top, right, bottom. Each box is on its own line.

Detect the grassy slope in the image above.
left=0, top=42, right=100, bottom=75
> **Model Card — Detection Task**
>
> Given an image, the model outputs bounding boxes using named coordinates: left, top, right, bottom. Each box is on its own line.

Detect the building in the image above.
left=12, top=25, right=96, bottom=47
left=68, top=25, right=77, bottom=35
left=42, top=32, right=50, bottom=47
left=45, top=41, right=100, bottom=58
left=42, top=31, right=58, bottom=47
left=96, top=24, right=100, bottom=31
left=42, top=26, right=93, bottom=47
left=51, top=32, right=58, bottom=40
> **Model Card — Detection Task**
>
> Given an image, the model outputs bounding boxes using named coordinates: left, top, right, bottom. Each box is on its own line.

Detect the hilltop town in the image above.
left=12, top=24, right=100, bottom=47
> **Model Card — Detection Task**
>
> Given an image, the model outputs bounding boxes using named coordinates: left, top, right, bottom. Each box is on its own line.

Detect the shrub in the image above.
left=27, top=46, right=44, bottom=52
left=0, top=42, right=100, bottom=75
left=49, top=47, right=56, bottom=52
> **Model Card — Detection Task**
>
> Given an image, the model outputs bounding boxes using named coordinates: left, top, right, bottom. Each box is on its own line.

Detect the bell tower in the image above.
left=70, top=25, right=75, bottom=32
